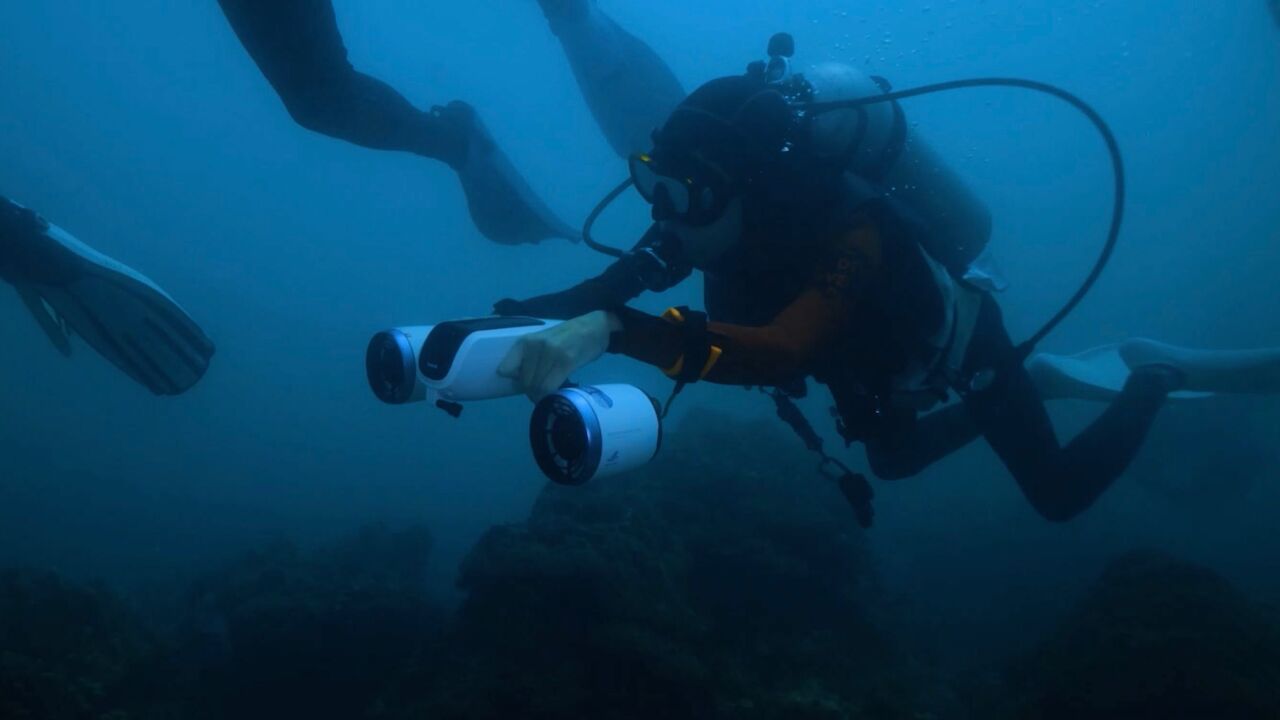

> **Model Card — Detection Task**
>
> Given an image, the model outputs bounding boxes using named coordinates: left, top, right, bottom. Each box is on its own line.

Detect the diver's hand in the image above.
left=498, top=310, right=621, bottom=402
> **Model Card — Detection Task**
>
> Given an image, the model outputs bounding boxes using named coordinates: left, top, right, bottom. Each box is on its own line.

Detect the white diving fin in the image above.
left=14, top=282, right=71, bottom=357
left=1028, top=338, right=1280, bottom=402
left=3, top=201, right=215, bottom=396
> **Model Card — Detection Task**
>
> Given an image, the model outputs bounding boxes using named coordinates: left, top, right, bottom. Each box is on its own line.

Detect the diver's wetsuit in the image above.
left=500, top=202, right=1172, bottom=523
left=215, top=0, right=580, bottom=243
left=216, top=0, right=461, bottom=163
left=538, top=0, right=686, bottom=157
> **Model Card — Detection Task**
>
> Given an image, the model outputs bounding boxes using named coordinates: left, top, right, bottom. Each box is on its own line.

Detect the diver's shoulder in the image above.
left=824, top=177, right=926, bottom=251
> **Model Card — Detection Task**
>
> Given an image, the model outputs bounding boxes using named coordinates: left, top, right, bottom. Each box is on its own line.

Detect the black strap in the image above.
left=837, top=106, right=870, bottom=171
left=859, top=76, right=908, bottom=185
left=655, top=306, right=713, bottom=420
left=672, top=306, right=713, bottom=384
left=763, top=388, right=875, bottom=529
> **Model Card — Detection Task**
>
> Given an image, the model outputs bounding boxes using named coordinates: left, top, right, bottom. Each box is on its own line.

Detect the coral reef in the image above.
left=380, top=409, right=920, bottom=720
left=11, top=413, right=1280, bottom=720
left=0, top=568, right=158, bottom=720
left=170, top=523, right=442, bottom=720
left=993, top=551, right=1280, bottom=719
left=0, top=525, right=443, bottom=720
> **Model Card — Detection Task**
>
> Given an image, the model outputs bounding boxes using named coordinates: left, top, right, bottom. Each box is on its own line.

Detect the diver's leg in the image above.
left=537, top=0, right=686, bottom=157
left=216, top=0, right=455, bottom=159
left=863, top=404, right=981, bottom=480
left=961, top=298, right=1176, bottom=522
left=216, top=0, right=575, bottom=243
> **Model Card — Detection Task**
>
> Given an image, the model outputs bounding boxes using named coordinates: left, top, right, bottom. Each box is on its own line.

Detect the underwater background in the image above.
left=1, top=1, right=1278, bottom=717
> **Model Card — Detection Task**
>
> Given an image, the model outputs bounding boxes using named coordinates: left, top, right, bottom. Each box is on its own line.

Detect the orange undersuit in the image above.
left=609, top=223, right=883, bottom=387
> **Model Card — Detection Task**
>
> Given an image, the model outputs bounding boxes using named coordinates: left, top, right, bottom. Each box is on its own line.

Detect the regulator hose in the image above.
left=805, top=77, right=1124, bottom=358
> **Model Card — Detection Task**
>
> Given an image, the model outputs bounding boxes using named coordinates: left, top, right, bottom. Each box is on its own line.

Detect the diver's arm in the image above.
left=493, top=224, right=688, bottom=318
left=608, top=224, right=882, bottom=386
left=494, top=256, right=648, bottom=319
left=608, top=287, right=844, bottom=387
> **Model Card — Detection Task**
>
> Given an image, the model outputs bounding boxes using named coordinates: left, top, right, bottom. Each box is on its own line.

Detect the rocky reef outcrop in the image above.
left=10, top=413, right=1280, bottom=720
left=0, top=569, right=158, bottom=720
left=992, top=550, right=1280, bottom=720
left=171, top=523, right=442, bottom=719
left=380, top=409, right=919, bottom=720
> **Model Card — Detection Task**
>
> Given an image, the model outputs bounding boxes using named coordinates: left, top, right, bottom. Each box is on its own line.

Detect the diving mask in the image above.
left=628, top=152, right=737, bottom=227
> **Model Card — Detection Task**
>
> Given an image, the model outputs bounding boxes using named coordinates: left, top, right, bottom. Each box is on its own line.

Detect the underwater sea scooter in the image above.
left=366, top=317, right=662, bottom=485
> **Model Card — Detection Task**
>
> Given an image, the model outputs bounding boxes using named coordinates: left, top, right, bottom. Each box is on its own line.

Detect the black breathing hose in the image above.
left=582, top=179, right=633, bottom=258
left=805, top=77, right=1125, bottom=358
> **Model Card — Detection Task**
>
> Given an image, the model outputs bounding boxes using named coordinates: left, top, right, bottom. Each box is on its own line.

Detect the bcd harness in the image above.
left=653, top=305, right=877, bottom=529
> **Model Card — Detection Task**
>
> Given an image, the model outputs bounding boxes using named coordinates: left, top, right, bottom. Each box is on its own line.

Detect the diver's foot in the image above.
left=1120, top=337, right=1280, bottom=395
left=536, top=0, right=593, bottom=24
left=433, top=101, right=578, bottom=245
left=1128, top=363, right=1187, bottom=396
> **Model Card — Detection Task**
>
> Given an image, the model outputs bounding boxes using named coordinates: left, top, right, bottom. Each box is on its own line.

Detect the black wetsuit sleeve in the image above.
left=216, top=0, right=456, bottom=163
left=492, top=225, right=683, bottom=319
left=608, top=223, right=883, bottom=386
left=493, top=260, right=647, bottom=320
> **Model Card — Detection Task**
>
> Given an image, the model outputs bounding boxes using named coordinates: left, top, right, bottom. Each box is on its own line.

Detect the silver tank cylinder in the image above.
left=805, top=62, right=992, bottom=273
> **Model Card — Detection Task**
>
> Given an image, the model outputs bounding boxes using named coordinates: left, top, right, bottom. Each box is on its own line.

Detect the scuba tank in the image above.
left=761, top=38, right=993, bottom=278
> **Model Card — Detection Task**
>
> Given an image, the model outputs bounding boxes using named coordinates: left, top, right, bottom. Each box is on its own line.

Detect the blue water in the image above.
left=1, top=0, right=1278, bottom=704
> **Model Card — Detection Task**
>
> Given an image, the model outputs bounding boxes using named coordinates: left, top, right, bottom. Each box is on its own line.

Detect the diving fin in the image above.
left=12, top=219, right=215, bottom=396
left=440, top=101, right=579, bottom=245
left=1118, top=338, right=1280, bottom=395
left=14, top=282, right=71, bottom=357
left=1028, top=338, right=1280, bottom=402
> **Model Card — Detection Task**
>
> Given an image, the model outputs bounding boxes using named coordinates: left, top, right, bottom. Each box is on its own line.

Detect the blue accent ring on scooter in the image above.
left=530, top=388, right=603, bottom=486
left=366, top=329, right=418, bottom=405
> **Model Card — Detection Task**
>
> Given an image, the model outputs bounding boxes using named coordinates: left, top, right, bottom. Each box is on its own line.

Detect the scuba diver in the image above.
left=0, top=195, right=215, bottom=395
left=489, top=36, right=1280, bottom=524
left=214, top=0, right=684, bottom=245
